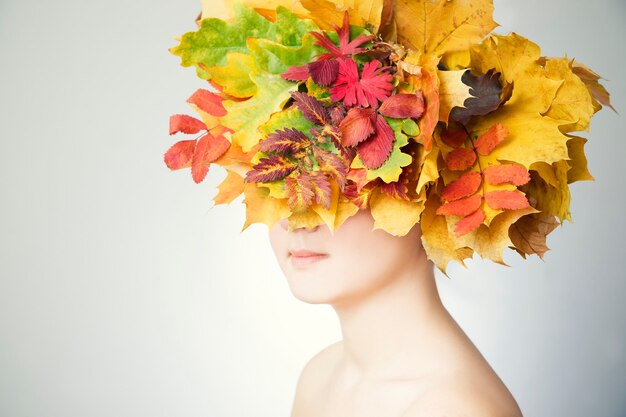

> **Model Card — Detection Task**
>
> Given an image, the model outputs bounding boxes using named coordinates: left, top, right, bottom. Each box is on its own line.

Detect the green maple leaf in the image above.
left=171, top=5, right=318, bottom=79
left=221, top=71, right=297, bottom=152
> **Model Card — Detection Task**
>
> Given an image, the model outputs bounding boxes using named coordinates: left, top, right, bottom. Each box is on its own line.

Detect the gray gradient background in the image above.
left=0, top=0, right=625, bottom=416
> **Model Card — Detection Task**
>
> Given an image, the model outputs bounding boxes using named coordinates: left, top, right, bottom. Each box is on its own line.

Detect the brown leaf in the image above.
left=441, top=171, right=482, bottom=202
left=509, top=212, right=560, bottom=259
left=571, top=60, right=615, bottom=112
left=450, top=69, right=503, bottom=124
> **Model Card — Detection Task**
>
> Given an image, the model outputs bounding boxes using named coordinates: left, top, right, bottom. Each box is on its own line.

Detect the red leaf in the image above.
left=164, top=140, right=196, bottom=170
left=446, top=148, right=477, bottom=171
left=329, top=105, right=346, bottom=126
left=187, top=89, right=227, bottom=117
left=378, top=92, right=425, bottom=119
left=169, top=114, right=206, bottom=135
left=246, top=155, right=298, bottom=183
left=330, top=59, right=393, bottom=108
left=356, top=115, right=395, bottom=169
left=308, top=59, right=339, bottom=86
left=291, top=92, right=330, bottom=125
left=286, top=173, right=316, bottom=211
left=455, top=208, right=486, bottom=236
left=474, top=123, right=509, bottom=155
left=483, top=164, right=530, bottom=186
left=314, top=148, right=348, bottom=190
left=309, top=171, right=333, bottom=209
left=339, top=107, right=376, bottom=146
left=347, top=168, right=369, bottom=192
left=436, top=194, right=482, bottom=217
left=260, top=128, right=309, bottom=153
left=191, top=133, right=230, bottom=183
left=417, top=69, right=439, bottom=150
left=381, top=179, right=409, bottom=200
left=441, top=127, right=468, bottom=148
left=484, top=190, right=529, bottom=210
left=311, top=12, right=374, bottom=61
left=281, top=65, right=310, bottom=82
left=441, top=171, right=482, bottom=202
left=343, top=182, right=360, bottom=202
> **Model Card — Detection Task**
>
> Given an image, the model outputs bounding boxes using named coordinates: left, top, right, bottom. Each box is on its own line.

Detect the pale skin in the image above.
left=269, top=208, right=523, bottom=417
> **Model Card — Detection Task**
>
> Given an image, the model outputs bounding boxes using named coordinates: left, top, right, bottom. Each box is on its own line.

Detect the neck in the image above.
left=332, top=253, right=452, bottom=379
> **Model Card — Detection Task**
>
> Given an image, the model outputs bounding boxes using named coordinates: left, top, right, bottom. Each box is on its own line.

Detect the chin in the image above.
left=281, top=260, right=347, bottom=305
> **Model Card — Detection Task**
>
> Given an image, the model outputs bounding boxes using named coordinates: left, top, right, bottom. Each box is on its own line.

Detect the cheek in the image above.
left=268, top=223, right=289, bottom=271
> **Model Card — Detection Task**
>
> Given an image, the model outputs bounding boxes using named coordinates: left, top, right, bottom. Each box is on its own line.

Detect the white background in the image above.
left=1, top=1, right=625, bottom=416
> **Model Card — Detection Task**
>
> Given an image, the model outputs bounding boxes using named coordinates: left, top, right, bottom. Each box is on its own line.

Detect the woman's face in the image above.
left=268, top=208, right=425, bottom=306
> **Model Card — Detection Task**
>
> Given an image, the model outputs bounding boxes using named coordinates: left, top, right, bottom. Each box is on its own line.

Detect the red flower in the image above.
left=330, top=59, right=393, bottom=108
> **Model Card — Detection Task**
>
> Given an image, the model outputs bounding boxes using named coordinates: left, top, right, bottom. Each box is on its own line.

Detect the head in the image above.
left=268, top=208, right=432, bottom=306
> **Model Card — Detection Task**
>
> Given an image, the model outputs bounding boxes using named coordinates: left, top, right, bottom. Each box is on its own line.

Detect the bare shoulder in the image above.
left=400, top=375, right=523, bottom=417
left=291, top=342, right=342, bottom=409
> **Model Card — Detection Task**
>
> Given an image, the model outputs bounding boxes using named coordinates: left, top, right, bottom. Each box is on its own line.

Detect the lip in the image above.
left=288, top=249, right=329, bottom=268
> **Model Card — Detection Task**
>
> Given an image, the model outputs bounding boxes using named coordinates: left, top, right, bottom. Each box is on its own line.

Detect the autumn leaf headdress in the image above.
left=165, top=0, right=612, bottom=273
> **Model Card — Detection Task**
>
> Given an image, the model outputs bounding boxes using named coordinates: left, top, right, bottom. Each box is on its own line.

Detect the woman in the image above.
left=270, top=209, right=523, bottom=417
left=165, top=1, right=610, bottom=415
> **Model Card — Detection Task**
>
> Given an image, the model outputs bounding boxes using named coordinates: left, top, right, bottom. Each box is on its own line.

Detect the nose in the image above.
left=278, top=218, right=319, bottom=232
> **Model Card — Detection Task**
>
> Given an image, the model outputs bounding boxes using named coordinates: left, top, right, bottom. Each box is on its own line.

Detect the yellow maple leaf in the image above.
left=369, top=188, right=424, bottom=236
left=395, top=0, right=497, bottom=65
left=420, top=191, right=471, bottom=273
left=467, top=34, right=570, bottom=171
left=242, top=183, right=291, bottom=230
left=543, top=57, right=595, bottom=133
left=288, top=209, right=326, bottom=231
left=437, top=69, right=474, bottom=123
left=565, top=135, right=594, bottom=184
left=526, top=161, right=572, bottom=222
left=214, top=170, right=245, bottom=205
left=470, top=33, right=540, bottom=84
left=415, top=147, right=440, bottom=194
left=299, top=0, right=387, bottom=31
